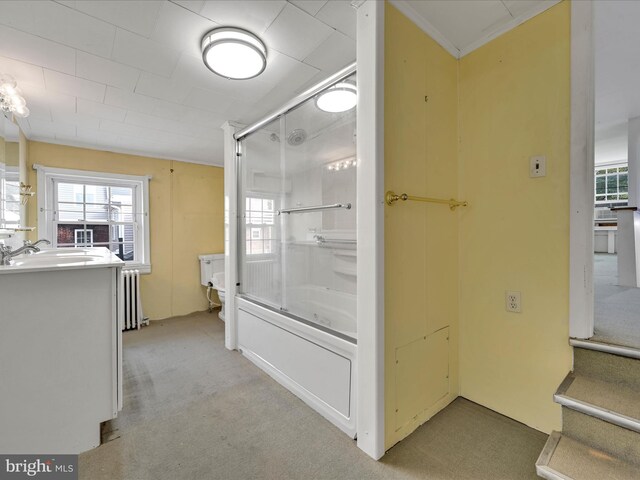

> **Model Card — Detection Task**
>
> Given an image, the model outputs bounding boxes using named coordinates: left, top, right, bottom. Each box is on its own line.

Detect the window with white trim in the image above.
left=245, top=196, right=275, bottom=255
left=595, top=163, right=628, bottom=205
left=37, top=166, right=151, bottom=272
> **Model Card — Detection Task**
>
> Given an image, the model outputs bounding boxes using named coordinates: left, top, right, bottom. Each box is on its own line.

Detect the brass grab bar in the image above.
left=277, top=203, right=351, bottom=215
left=385, top=191, right=467, bottom=211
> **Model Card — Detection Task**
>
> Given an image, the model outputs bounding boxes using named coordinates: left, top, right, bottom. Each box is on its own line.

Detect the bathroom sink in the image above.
left=11, top=254, right=105, bottom=267
left=0, top=247, right=123, bottom=272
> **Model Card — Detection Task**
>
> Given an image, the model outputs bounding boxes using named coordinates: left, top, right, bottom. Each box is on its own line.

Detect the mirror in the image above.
left=0, top=115, right=21, bottom=231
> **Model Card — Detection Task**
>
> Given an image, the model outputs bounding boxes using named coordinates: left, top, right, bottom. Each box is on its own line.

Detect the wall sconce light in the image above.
left=0, top=74, right=29, bottom=118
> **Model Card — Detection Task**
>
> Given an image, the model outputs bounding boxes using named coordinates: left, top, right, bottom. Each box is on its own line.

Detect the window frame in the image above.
left=594, top=161, right=628, bottom=205
left=244, top=194, right=277, bottom=258
left=35, top=165, right=151, bottom=273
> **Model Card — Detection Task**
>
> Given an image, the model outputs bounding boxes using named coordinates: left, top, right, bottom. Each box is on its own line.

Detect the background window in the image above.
left=595, top=164, right=628, bottom=204
left=245, top=197, right=274, bottom=255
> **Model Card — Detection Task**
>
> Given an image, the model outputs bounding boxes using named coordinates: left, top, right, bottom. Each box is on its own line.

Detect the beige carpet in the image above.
left=79, top=312, right=546, bottom=480
left=593, top=253, right=640, bottom=348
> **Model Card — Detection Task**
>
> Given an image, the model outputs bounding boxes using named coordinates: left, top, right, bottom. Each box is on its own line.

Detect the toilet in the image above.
left=198, top=253, right=225, bottom=321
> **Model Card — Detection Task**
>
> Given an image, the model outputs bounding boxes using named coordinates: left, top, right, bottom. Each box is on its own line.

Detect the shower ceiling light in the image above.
left=316, top=82, right=357, bottom=113
left=201, top=27, right=267, bottom=80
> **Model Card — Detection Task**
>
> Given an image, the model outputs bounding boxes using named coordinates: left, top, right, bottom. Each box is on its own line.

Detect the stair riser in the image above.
left=562, top=407, right=640, bottom=465
left=573, top=348, right=640, bottom=389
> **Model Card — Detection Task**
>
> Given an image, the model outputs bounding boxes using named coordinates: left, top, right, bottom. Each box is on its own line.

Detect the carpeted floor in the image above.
left=79, top=312, right=546, bottom=480
left=593, top=254, right=640, bottom=347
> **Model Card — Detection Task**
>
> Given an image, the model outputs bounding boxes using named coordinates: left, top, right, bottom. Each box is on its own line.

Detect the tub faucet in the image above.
left=0, top=244, right=40, bottom=266
left=23, top=238, right=51, bottom=254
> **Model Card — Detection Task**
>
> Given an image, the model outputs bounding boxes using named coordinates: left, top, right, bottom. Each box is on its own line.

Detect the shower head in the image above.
left=287, top=129, right=307, bottom=146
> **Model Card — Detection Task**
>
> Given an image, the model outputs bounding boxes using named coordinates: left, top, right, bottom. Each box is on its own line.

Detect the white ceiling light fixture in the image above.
left=0, top=74, right=29, bottom=118
left=201, top=27, right=267, bottom=80
left=315, top=81, right=357, bottom=113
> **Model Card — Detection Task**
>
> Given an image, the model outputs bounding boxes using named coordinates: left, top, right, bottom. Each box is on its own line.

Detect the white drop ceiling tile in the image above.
left=315, top=0, right=357, bottom=39
left=182, top=87, right=236, bottom=114
left=22, top=99, right=52, bottom=121
left=44, top=69, right=106, bottom=102
left=170, top=1, right=205, bottom=14
left=179, top=107, right=226, bottom=130
left=125, top=110, right=209, bottom=138
left=0, top=25, right=76, bottom=75
left=76, top=52, right=140, bottom=91
left=264, top=3, right=333, bottom=60
left=77, top=98, right=127, bottom=122
left=199, top=0, right=287, bottom=35
left=502, top=0, right=543, bottom=17
left=104, top=86, right=158, bottom=114
left=170, top=53, right=269, bottom=103
left=135, top=71, right=190, bottom=103
left=289, top=0, right=328, bottom=16
left=303, top=30, right=355, bottom=72
left=170, top=53, right=233, bottom=93
left=73, top=1, right=163, bottom=37
left=45, top=91, right=78, bottom=116
left=29, top=117, right=76, bottom=137
left=0, top=1, right=116, bottom=58
left=76, top=125, right=121, bottom=144
left=111, top=29, right=181, bottom=77
left=261, top=50, right=319, bottom=88
left=404, top=0, right=511, bottom=50
left=54, top=1, right=77, bottom=7
left=0, top=55, right=45, bottom=90
left=21, top=83, right=77, bottom=117
left=27, top=117, right=55, bottom=137
left=151, top=1, right=218, bottom=59
left=100, top=118, right=163, bottom=139
left=51, top=110, right=100, bottom=130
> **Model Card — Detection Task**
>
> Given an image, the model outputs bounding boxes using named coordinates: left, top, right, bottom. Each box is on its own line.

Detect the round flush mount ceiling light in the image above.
left=315, top=81, right=357, bottom=113
left=201, top=27, right=267, bottom=80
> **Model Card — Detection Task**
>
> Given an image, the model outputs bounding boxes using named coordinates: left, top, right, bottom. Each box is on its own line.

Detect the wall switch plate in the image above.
left=505, top=291, right=522, bottom=313
left=530, top=155, right=546, bottom=177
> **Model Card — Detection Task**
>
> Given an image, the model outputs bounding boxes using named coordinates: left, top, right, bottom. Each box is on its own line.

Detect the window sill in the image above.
left=123, top=263, right=151, bottom=274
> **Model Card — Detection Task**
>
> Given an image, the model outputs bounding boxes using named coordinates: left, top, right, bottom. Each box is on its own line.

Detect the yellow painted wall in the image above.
left=384, top=2, right=460, bottom=449
left=26, top=141, right=224, bottom=320
left=385, top=0, right=573, bottom=448
left=458, top=1, right=572, bottom=433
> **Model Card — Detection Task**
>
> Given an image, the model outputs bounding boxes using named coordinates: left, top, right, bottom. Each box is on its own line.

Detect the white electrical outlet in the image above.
left=505, top=291, right=522, bottom=313
left=530, top=155, right=546, bottom=177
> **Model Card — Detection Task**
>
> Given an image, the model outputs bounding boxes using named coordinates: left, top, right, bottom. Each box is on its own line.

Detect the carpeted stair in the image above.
left=536, top=339, right=640, bottom=479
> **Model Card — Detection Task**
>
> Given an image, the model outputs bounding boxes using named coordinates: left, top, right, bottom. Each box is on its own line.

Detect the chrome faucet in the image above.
left=0, top=244, right=40, bottom=266
left=23, top=238, right=51, bottom=254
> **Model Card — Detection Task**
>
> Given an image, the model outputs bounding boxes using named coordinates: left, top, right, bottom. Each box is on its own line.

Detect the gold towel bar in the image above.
left=385, top=191, right=468, bottom=211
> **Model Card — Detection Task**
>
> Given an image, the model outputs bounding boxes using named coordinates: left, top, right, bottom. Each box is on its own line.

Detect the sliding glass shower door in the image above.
left=238, top=74, right=358, bottom=340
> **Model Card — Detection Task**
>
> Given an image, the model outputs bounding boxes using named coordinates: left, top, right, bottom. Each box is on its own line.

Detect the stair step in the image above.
left=562, top=407, right=640, bottom=465
left=570, top=338, right=640, bottom=360
left=536, top=431, right=639, bottom=480
left=555, top=373, right=640, bottom=433
left=572, top=343, right=640, bottom=390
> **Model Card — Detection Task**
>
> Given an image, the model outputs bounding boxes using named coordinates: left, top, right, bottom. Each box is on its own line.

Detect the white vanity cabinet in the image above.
left=0, top=249, right=123, bottom=454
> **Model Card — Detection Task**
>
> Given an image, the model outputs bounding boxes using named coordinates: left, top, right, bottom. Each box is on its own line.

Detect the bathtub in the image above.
left=285, top=285, right=356, bottom=340
left=236, top=296, right=357, bottom=437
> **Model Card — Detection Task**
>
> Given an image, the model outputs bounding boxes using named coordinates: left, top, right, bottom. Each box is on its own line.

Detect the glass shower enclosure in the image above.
left=237, top=73, right=357, bottom=341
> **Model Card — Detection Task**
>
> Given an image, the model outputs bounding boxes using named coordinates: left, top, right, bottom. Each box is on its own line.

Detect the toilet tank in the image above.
left=198, top=253, right=225, bottom=286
